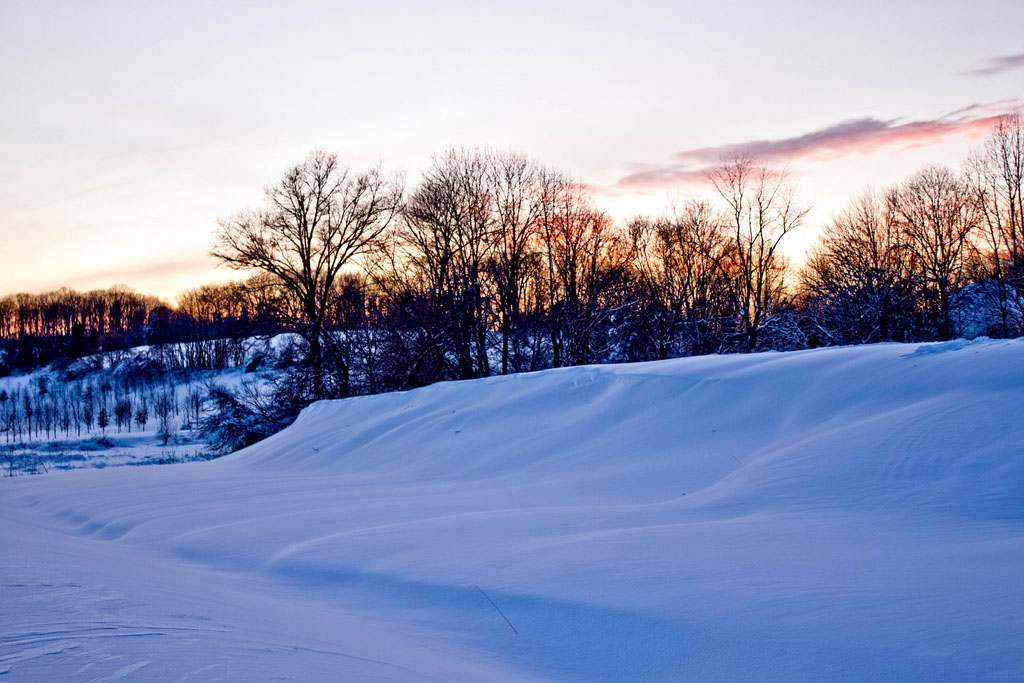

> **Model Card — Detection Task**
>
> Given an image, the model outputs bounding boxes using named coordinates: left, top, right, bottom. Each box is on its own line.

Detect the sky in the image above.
left=1, top=0, right=1022, bottom=301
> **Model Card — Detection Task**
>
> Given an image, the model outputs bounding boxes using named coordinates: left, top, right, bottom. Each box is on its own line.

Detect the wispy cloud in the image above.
left=964, top=52, right=1024, bottom=77
left=618, top=100, right=1021, bottom=189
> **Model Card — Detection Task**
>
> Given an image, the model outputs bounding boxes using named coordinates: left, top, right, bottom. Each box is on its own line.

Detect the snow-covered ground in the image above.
left=1, top=339, right=1022, bottom=680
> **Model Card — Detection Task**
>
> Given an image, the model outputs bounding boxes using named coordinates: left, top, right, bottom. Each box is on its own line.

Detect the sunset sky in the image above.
left=1, top=0, right=1022, bottom=301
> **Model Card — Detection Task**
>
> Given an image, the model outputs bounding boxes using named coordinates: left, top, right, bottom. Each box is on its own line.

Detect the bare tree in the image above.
left=629, top=200, right=731, bottom=358
left=4, top=444, right=16, bottom=477
left=964, top=113, right=1024, bottom=336
left=157, top=411, right=175, bottom=447
left=0, top=390, right=8, bottom=444
left=115, top=398, right=132, bottom=433
left=706, top=157, right=808, bottom=352
left=135, top=402, right=148, bottom=431
left=154, top=391, right=175, bottom=446
left=538, top=171, right=630, bottom=366
left=889, top=165, right=978, bottom=340
left=801, top=191, right=919, bottom=344
left=486, top=151, right=544, bottom=374
left=400, top=148, right=495, bottom=380
left=213, top=150, right=403, bottom=399
left=346, top=280, right=389, bottom=394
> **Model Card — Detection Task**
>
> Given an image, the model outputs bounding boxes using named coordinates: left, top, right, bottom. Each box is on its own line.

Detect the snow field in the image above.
left=2, top=338, right=1022, bottom=680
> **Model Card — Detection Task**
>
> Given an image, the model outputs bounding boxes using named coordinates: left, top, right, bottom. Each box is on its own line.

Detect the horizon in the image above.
left=2, top=0, right=1023, bottom=300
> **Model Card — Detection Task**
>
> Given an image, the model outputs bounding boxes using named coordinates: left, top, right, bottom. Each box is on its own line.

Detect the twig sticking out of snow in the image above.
left=476, top=585, right=518, bottom=635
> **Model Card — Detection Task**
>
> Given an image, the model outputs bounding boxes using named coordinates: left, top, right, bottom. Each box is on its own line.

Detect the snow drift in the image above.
left=2, top=339, right=1022, bottom=680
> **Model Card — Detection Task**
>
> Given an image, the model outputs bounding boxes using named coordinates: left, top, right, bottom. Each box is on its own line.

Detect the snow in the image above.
left=2, top=338, right=1023, bottom=680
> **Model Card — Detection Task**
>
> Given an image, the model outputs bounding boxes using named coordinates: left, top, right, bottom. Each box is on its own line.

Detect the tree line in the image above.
left=0, top=282, right=279, bottom=373
left=211, top=113, right=1022, bottom=407
left=3, top=114, right=1021, bottom=425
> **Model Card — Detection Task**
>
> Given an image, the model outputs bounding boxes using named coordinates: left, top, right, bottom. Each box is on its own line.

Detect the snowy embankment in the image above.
left=1, top=339, right=1022, bottom=681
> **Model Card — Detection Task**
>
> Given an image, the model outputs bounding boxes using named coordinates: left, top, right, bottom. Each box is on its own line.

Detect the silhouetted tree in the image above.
left=706, top=157, right=808, bottom=352
left=538, top=171, right=631, bottom=366
left=401, top=148, right=495, bottom=379
left=964, top=113, right=1024, bottom=336
left=487, top=151, right=545, bottom=373
left=801, top=191, right=919, bottom=345
left=889, top=165, right=978, bottom=340
left=628, top=201, right=731, bottom=358
left=213, top=150, right=403, bottom=399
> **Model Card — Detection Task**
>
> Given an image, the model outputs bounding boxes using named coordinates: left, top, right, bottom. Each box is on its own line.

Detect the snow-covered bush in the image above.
left=198, top=378, right=301, bottom=455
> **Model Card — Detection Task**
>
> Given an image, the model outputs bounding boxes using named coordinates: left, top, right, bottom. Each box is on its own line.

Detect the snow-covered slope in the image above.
left=2, top=339, right=1022, bottom=681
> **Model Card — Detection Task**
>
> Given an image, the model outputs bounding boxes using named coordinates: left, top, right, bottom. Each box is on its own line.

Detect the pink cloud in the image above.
left=618, top=100, right=1022, bottom=190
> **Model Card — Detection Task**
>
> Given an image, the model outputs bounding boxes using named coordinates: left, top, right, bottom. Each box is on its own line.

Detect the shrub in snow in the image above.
left=198, top=378, right=301, bottom=455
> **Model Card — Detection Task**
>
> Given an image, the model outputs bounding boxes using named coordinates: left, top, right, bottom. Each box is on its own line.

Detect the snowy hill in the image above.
left=2, top=339, right=1022, bottom=680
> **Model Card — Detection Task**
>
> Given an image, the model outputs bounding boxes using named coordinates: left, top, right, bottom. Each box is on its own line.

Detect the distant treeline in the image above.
left=0, top=284, right=281, bottom=373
